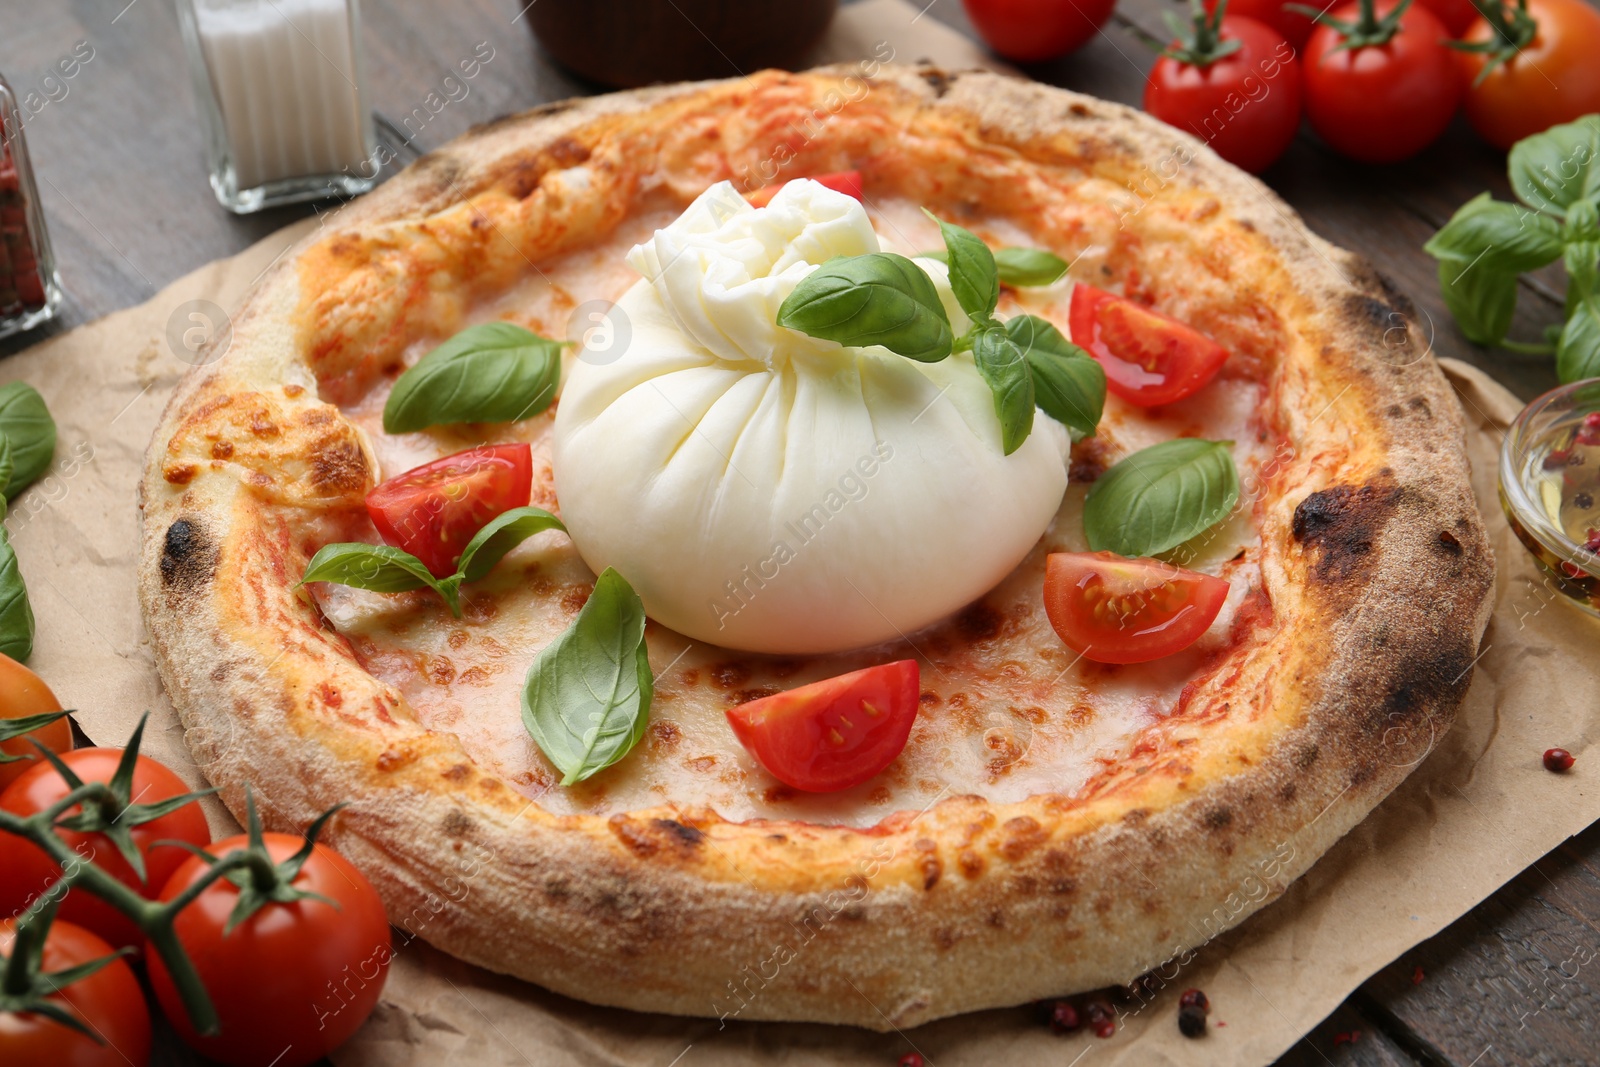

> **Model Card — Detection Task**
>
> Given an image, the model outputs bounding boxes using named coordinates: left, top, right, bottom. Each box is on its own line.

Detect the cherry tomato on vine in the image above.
left=1145, top=10, right=1303, bottom=174
left=1043, top=552, right=1231, bottom=664
left=147, top=832, right=391, bottom=1067
left=1457, top=0, right=1600, bottom=149
left=1302, top=0, right=1462, bottom=164
left=747, top=170, right=863, bottom=208
left=1069, top=284, right=1230, bottom=406
left=960, top=0, right=1119, bottom=62
left=366, top=443, right=532, bottom=579
left=1417, top=0, right=1482, bottom=35
left=726, top=660, right=920, bottom=792
left=0, top=654, right=70, bottom=792
left=0, top=917, right=151, bottom=1067
left=1206, top=0, right=1316, bottom=48
left=0, top=749, right=210, bottom=949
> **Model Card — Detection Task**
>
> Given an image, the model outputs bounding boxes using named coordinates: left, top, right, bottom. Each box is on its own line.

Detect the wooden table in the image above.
left=1, top=1, right=1591, bottom=1064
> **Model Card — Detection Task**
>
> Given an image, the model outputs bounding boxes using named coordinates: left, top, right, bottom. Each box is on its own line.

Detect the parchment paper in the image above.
left=2, top=2, right=1595, bottom=1064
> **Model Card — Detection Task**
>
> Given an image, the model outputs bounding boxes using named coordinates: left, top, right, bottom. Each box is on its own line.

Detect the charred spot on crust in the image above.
left=1202, top=806, right=1233, bottom=830
left=441, top=810, right=475, bottom=838
left=957, top=602, right=1002, bottom=642
left=1435, top=530, right=1462, bottom=556
left=310, top=439, right=369, bottom=494
left=160, top=519, right=217, bottom=595
left=921, top=68, right=952, bottom=97
left=1293, top=742, right=1319, bottom=770
left=1291, top=482, right=1401, bottom=582
left=1069, top=102, right=1092, bottom=117
left=652, top=818, right=705, bottom=848
left=608, top=814, right=706, bottom=858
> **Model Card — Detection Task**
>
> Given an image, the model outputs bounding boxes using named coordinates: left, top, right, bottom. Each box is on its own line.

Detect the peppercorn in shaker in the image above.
left=0, top=72, right=61, bottom=340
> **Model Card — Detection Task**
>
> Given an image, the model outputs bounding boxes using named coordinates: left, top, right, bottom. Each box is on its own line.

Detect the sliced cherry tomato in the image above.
left=961, top=0, right=1118, bottom=62
left=746, top=170, right=864, bottom=208
left=0, top=654, right=70, bottom=791
left=148, top=832, right=391, bottom=1067
left=1302, top=0, right=1461, bottom=164
left=1069, top=284, right=1229, bottom=407
left=366, top=443, right=532, bottom=578
left=1458, top=0, right=1600, bottom=150
left=1145, top=15, right=1303, bottom=174
left=0, top=918, right=151, bottom=1067
left=0, top=749, right=211, bottom=949
left=726, top=660, right=919, bottom=792
left=1043, top=552, right=1231, bottom=664
left=1207, top=0, right=1316, bottom=48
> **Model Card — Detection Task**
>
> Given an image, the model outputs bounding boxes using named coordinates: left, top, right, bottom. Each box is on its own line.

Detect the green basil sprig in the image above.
left=925, top=209, right=999, bottom=322
left=971, top=327, right=1036, bottom=455
left=1005, top=315, right=1106, bottom=439
left=0, top=527, right=35, bottom=663
left=301, top=506, right=566, bottom=618
left=776, top=252, right=955, bottom=362
left=383, top=322, right=565, bottom=434
left=0, top=382, right=57, bottom=502
left=1082, top=438, right=1240, bottom=558
left=921, top=246, right=1070, bottom=288
left=0, top=433, right=13, bottom=515
left=521, top=566, right=652, bottom=785
left=1426, top=115, right=1600, bottom=376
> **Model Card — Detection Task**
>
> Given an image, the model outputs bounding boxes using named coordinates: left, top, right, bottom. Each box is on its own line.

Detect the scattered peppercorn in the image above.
left=1333, top=1030, right=1361, bottom=1046
left=1411, top=965, right=1424, bottom=985
left=1178, top=988, right=1209, bottom=1012
left=1178, top=1003, right=1207, bottom=1037
left=1578, top=492, right=1597, bottom=510
left=1085, top=997, right=1116, bottom=1038
left=1545, top=449, right=1576, bottom=470
left=1545, top=748, right=1576, bottom=773
left=1047, top=1000, right=1081, bottom=1034
left=897, top=1053, right=925, bottom=1067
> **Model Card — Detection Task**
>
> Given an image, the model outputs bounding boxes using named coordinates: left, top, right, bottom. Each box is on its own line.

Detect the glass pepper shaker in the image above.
left=0, top=74, right=62, bottom=340
left=175, top=0, right=380, bottom=214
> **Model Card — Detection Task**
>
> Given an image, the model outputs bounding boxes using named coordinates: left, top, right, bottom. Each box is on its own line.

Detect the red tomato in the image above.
left=1458, top=0, right=1600, bottom=149
left=148, top=832, right=391, bottom=1067
left=1043, top=552, right=1231, bottom=664
left=961, top=0, right=1119, bottom=61
left=0, top=749, right=211, bottom=950
left=1069, top=284, right=1229, bottom=406
left=0, top=918, right=152, bottom=1067
left=1417, top=0, right=1482, bottom=35
left=1205, top=0, right=1316, bottom=49
left=747, top=170, right=863, bottom=208
left=726, top=660, right=920, bottom=792
left=0, top=654, right=71, bottom=792
left=1302, top=0, right=1461, bottom=163
left=366, top=443, right=532, bottom=578
left=1145, top=16, right=1303, bottom=173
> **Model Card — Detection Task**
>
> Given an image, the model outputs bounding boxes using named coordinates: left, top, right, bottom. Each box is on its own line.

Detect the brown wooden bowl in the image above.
left=527, top=0, right=840, bottom=89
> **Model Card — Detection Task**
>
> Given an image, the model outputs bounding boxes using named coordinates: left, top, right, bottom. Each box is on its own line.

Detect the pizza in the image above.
left=137, top=64, right=1494, bottom=1030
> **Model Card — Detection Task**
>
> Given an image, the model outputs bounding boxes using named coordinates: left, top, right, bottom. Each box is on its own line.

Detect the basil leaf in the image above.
left=1508, top=115, right=1600, bottom=218
left=301, top=542, right=460, bottom=615
left=521, top=567, right=652, bottom=786
left=1436, top=260, right=1517, bottom=347
left=1423, top=193, right=1564, bottom=274
left=0, top=382, right=56, bottom=502
left=1083, top=438, right=1240, bottom=558
left=994, top=247, right=1069, bottom=287
left=456, top=506, right=567, bottom=584
left=0, top=527, right=34, bottom=663
left=971, top=326, right=1035, bottom=456
left=777, top=253, right=954, bottom=362
left=1567, top=240, right=1600, bottom=314
left=0, top=432, right=13, bottom=507
left=383, top=322, right=564, bottom=434
left=925, top=210, right=999, bottom=323
left=1005, top=314, right=1105, bottom=438
left=1558, top=296, right=1600, bottom=383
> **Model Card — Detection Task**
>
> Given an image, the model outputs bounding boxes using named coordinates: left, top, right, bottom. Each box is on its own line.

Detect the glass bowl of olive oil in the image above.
left=1500, top=378, right=1600, bottom=617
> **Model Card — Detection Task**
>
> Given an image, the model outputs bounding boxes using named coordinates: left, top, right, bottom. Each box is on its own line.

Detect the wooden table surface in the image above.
left=1, top=1, right=1593, bottom=1065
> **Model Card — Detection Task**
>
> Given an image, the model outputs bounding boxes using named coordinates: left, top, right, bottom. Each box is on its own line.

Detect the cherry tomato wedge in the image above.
left=1043, top=552, right=1230, bottom=664
left=726, top=660, right=919, bottom=792
left=0, top=749, right=211, bottom=949
left=1068, top=285, right=1229, bottom=407
left=0, top=653, right=70, bottom=791
left=0, top=918, right=152, bottom=1067
left=366, top=443, right=532, bottom=578
left=746, top=170, right=864, bottom=208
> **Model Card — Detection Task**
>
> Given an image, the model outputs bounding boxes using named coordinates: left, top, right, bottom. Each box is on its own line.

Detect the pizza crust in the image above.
left=138, top=66, right=1494, bottom=1029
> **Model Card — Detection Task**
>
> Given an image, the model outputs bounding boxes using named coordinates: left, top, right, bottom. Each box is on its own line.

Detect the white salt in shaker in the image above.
left=175, top=0, right=379, bottom=213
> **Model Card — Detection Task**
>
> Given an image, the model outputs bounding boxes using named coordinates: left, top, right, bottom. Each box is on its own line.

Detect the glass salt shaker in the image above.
left=175, top=0, right=379, bottom=214
left=0, top=73, right=62, bottom=340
